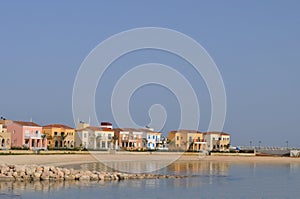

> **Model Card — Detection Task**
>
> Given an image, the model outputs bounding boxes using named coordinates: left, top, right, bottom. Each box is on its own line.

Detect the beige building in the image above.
left=0, top=120, right=11, bottom=149
left=203, top=132, right=230, bottom=151
left=168, top=130, right=206, bottom=151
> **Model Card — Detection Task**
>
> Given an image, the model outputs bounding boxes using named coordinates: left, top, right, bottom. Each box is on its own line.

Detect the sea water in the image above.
left=1, top=161, right=300, bottom=199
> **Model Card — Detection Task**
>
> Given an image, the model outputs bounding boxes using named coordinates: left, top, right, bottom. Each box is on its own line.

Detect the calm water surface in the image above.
left=1, top=161, right=300, bottom=199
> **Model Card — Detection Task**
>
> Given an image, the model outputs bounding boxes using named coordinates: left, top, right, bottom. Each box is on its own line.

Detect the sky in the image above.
left=0, top=1, right=300, bottom=147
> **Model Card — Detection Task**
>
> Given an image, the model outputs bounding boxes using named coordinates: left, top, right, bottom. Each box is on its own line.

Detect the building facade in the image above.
left=203, top=132, right=230, bottom=151
left=6, top=121, right=47, bottom=150
left=168, top=130, right=205, bottom=151
left=168, top=130, right=230, bottom=152
left=0, top=120, right=11, bottom=149
left=42, top=124, right=75, bottom=149
left=114, top=128, right=143, bottom=150
left=75, top=122, right=115, bottom=150
left=143, top=128, right=162, bottom=150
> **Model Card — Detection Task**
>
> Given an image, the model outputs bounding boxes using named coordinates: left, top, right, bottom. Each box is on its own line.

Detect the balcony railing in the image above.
left=24, top=133, right=45, bottom=139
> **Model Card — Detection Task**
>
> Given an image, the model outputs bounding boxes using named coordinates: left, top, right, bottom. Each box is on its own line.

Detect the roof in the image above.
left=100, top=122, right=112, bottom=126
left=77, top=126, right=113, bottom=132
left=203, top=132, right=230, bottom=135
left=114, top=128, right=160, bottom=134
left=168, top=130, right=202, bottom=134
left=13, top=121, right=41, bottom=127
left=43, top=124, right=74, bottom=129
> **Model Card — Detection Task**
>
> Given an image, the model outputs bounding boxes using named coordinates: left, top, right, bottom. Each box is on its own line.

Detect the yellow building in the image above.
left=0, top=120, right=11, bottom=149
left=167, top=130, right=206, bottom=151
left=42, top=124, right=75, bottom=149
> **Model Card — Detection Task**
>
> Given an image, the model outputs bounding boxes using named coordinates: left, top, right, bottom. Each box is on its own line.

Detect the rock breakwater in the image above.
left=0, top=164, right=183, bottom=182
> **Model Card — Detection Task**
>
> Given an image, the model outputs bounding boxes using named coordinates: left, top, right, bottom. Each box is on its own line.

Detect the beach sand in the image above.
left=1, top=152, right=300, bottom=166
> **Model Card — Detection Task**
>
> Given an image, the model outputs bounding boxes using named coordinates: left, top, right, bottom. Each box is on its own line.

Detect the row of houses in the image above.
left=0, top=119, right=230, bottom=152
left=168, top=130, right=230, bottom=151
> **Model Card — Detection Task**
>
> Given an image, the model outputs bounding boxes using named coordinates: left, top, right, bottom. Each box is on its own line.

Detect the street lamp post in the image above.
left=258, top=141, right=262, bottom=149
left=286, top=141, right=289, bottom=149
left=249, top=141, right=252, bottom=148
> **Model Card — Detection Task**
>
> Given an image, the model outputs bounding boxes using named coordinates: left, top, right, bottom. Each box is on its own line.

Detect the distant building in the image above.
left=114, top=128, right=143, bottom=150
left=158, top=136, right=169, bottom=150
left=203, top=132, right=230, bottom=151
left=75, top=122, right=115, bottom=150
left=0, top=120, right=11, bottom=149
left=75, top=121, right=89, bottom=149
left=143, top=128, right=162, bottom=150
left=113, top=127, right=164, bottom=151
left=168, top=130, right=230, bottom=152
left=6, top=120, right=47, bottom=150
left=167, top=130, right=205, bottom=151
left=42, top=124, right=75, bottom=149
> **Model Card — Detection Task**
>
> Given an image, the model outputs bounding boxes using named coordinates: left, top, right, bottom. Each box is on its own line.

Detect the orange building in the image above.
left=43, top=124, right=75, bottom=149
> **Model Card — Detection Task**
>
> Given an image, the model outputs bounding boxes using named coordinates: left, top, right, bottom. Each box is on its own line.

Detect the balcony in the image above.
left=192, top=139, right=206, bottom=144
left=24, top=133, right=46, bottom=139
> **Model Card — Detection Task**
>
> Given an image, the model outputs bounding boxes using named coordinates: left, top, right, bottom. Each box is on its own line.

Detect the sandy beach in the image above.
left=1, top=152, right=300, bottom=166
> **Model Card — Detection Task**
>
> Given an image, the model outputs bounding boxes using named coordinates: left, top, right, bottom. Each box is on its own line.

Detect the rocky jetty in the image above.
left=0, top=164, right=183, bottom=182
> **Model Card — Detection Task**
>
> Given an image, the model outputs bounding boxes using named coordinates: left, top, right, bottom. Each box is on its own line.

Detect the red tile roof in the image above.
left=77, top=126, right=114, bottom=132
left=169, top=130, right=202, bottom=134
left=113, top=128, right=160, bottom=133
left=13, top=121, right=41, bottom=127
left=203, top=132, right=230, bottom=135
left=43, top=124, right=74, bottom=129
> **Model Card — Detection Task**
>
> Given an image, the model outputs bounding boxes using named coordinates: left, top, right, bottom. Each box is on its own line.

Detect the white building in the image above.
left=140, top=128, right=163, bottom=150
left=75, top=122, right=114, bottom=150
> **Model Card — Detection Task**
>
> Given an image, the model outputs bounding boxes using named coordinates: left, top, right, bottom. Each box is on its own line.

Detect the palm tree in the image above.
left=110, top=135, right=119, bottom=150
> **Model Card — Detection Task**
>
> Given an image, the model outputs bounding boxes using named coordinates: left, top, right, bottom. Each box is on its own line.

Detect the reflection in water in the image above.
left=0, top=161, right=230, bottom=192
left=0, top=160, right=299, bottom=198
left=166, top=161, right=229, bottom=176
left=65, top=160, right=230, bottom=176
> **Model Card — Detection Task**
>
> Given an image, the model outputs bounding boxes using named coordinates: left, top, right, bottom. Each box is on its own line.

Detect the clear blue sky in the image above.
left=1, top=1, right=300, bottom=147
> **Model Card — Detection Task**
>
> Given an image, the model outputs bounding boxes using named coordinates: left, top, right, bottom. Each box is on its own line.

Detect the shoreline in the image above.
left=1, top=153, right=300, bottom=166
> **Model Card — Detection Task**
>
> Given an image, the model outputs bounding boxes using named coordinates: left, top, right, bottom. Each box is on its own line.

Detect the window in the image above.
left=108, top=134, right=112, bottom=139
left=61, top=132, right=65, bottom=137
left=102, top=141, right=106, bottom=148
left=189, top=136, right=192, bottom=142
left=84, top=133, right=87, bottom=138
left=54, top=132, right=58, bottom=136
left=176, top=136, right=179, bottom=141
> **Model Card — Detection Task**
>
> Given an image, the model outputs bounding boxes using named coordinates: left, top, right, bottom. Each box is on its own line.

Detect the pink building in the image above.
left=6, top=121, right=47, bottom=150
